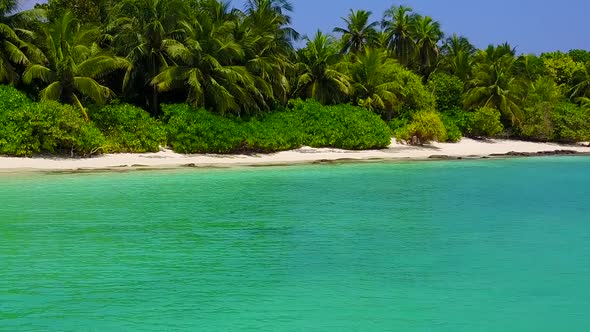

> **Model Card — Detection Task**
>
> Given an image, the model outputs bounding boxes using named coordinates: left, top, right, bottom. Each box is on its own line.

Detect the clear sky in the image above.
left=19, top=0, right=590, bottom=54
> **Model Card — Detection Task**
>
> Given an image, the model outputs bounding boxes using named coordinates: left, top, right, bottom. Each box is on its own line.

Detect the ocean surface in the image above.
left=1, top=157, right=590, bottom=331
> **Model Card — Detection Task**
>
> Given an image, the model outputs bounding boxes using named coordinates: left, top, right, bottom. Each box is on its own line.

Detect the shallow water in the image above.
left=1, top=158, right=590, bottom=331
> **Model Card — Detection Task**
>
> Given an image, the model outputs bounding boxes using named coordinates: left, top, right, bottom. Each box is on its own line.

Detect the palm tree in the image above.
left=293, top=30, right=351, bottom=105
left=465, top=54, right=523, bottom=127
left=372, top=30, right=390, bottom=50
left=514, top=54, right=546, bottom=82
left=245, top=0, right=293, bottom=18
left=522, top=76, right=563, bottom=140
left=382, top=5, right=416, bottom=66
left=0, top=0, right=17, bottom=17
left=569, top=63, right=590, bottom=102
left=527, top=76, right=562, bottom=106
left=0, top=0, right=45, bottom=84
left=347, top=49, right=401, bottom=120
left=412, top=15, right=443, bottom=76
left=440, top=34, right=475, bottom=81
left=0, top=24, right=28, bottom=84
left=333, top=9, right=378, bottom=54
left=23, top=11, right=128, bottom=120
left=474, top=43, right=516, bottom=64
left=244, top=0, right=299, bottom=50
left=109, top=0, right=186, bottom=115
left=152, top=14, right=272, bottom=116
left=442, top=34, right=476, bottom=57
left=196, top=0, right=239, bottom=22
left=240, top=0, right=297, bottom=106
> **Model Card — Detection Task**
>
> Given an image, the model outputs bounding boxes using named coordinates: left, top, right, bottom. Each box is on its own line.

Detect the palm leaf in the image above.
left=4, top=40, right=29, bottom=66
left=77, top=55, right=130, bottom=78
left=71, top=94, right=89, bottom=122
left=73, top=77, right=113, bottom=104
left=151, top=66, right=190, bottom=92
left=23, top=64, right=54, bottom=84
left=39, top=82, right=63, bottom=101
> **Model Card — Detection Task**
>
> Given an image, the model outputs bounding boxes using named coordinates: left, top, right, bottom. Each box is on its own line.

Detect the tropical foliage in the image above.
left=0, top=0, right=589, bottom=157
left=23, top=11, right=128, bottom=120
left=334, top=9, right=378, bottom=54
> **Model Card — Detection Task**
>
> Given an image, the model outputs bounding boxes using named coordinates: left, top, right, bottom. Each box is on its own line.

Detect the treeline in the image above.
left=1, top=0, right=590, bottom=156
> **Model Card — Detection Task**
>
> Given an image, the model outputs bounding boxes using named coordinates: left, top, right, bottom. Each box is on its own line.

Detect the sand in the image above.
left=1, top=138, right=589, bottom=172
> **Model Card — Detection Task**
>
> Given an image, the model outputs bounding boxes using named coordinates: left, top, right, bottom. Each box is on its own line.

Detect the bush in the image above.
left=441, top=114, right=463, bottom=142
left=0, top=85, right=33, bottom=110
left=521, top=104, right=554, bottom=141
left=90, top=103, right=165, bottom=153
left=465, top=107, right=504, bottom=138
left=163, top=101, right=391, bottom=154
left=427, top=73, right=465, bottom=113
left=395, top=110, right=447, bottom=144
left=163, top=104, right=245, bottom=153
left=290, top=99, right=391, bottom=150
left=388, top=116, right=410, bottom=135
left=381, top=64, right=436, bottom=115
left=541, top=53, right=583, bottom=85
left=0, top=101, right=105, bottom=156
left=244, top=111, right=304, bottom=152
left=551, top=103, right=590, bottom=142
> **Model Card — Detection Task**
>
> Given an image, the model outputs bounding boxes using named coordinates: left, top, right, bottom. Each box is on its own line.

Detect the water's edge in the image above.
left=1, top=152, right=590, bottom=175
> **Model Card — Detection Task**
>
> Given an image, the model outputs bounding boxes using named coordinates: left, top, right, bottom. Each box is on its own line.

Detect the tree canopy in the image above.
left=0, top=0, right=588, bottom=150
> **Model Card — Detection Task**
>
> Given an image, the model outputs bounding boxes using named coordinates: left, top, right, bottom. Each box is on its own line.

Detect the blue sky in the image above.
left=19, top=0, right=589, bottom=54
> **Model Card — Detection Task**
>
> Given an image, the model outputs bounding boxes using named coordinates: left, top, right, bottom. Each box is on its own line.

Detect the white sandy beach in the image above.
left=0, top=138, right=589, bottom=172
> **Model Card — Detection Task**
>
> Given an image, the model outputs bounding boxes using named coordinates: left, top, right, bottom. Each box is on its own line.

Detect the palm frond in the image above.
left=71, top=94, right=89, bottom=122
left=151, top=66, right=190, bottom=92
left=77, top=55, right=130, bottom=78
left=73, top=76, right=113, bottom=104
left=39, top=82, right=63, bottom=101
left=4, top=40, right=29, bottom=66
left=0, top=23, right=19, bottom=41
left=23, top=64, right=54, bottom=84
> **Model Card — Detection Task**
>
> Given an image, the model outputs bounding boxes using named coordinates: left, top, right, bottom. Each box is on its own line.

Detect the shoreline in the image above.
left=1, top=138, right=590, bottom=173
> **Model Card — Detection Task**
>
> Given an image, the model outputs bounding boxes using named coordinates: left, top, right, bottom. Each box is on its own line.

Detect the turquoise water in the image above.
left=1, top=158, right=590, bottom=331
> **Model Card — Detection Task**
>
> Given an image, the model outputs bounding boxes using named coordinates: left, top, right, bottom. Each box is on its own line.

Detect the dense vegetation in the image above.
left=1, top=0, right=589, bottom=156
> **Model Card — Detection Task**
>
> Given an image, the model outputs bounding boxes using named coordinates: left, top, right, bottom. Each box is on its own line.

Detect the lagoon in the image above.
left=1, top=158, right=590, bottom=331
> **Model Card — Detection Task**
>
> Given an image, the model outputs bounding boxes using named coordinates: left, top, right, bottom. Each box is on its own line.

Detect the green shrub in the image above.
left=396, top=110, right=447, bottom=144
left=291, top=99, right=391, bottom=150
left=465, top=107, right=504, bottom=138
left=441, top=114, right=463, bottom=142
left=381, top=65, right=436, bottom=113
left=444, top=108, right=469, bottom=132
left=521, top=104, right=554, bottom=141
left=0, top=85, right=33, bottom=111
left=388, top=116, right=410, bottom=135
left=568, top=49, right=590, bottom=64
left=163, top=104, right=245, bottom=153
left=245, top=111, right=304, bottom=152
left=427, top=73, right=465, bottom=113
left=0, top=101, right=105, bottom=156
left=163, top=101, right=391, bottom=154
left=90, top=103, right=165, bottom=153
left=551, top=103, right=590, bottom=142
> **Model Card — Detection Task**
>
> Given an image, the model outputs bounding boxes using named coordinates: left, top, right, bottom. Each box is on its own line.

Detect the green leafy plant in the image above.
left=551, top=103, right=590, bottom=142
left=441, top=114, right=462, bottom=142
left=0, top=100, right=105, bottom=156
left=396, top=110, right=447, bottom=144
left=0, top=85, right=33, bottom=109
left=427, top=72, right=464, bottom=112
left=90, top=103, right=165, bottom=153
left=290, top=99, right=391, bottom=150
left=464, top=106, right=504, bottom=138
left=244, top=111, right=304, bottom=152
left=163, top=104, right=245, bottom=154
